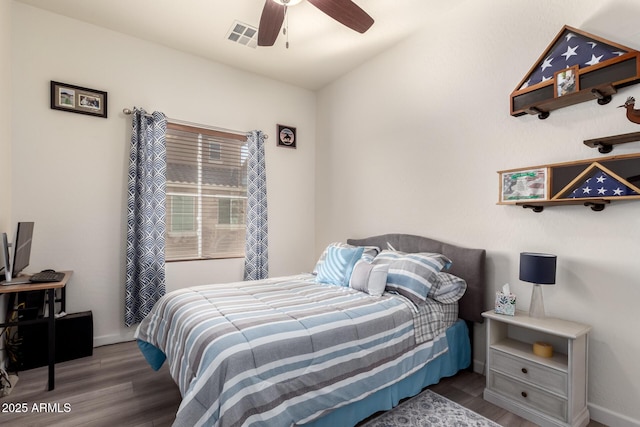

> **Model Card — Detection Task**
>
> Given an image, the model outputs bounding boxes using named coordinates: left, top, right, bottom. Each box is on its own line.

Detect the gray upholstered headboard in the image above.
left=347, top=233, right=486, bottom=323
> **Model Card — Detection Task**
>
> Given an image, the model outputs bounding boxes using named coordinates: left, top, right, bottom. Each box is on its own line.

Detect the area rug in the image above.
left=361, top=389, right=501, bottom=427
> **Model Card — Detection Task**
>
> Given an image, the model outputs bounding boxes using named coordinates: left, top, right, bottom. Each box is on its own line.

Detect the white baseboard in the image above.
left=589, top=402, right=640, bottom=427
left=473, top=358, right=485, bottom=375
left=93, top=330, right=136, bottom=348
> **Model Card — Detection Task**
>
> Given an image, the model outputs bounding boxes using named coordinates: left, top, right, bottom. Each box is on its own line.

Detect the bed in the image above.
left=135, top=233, right=486, bottom=427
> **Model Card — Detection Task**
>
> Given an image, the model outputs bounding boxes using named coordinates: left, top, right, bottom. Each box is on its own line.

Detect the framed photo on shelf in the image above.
left=554, top=65, right=579, bottom=98
left=50, top=81, right=108, bottom=118
left=499, top=167, right=549, bottom=203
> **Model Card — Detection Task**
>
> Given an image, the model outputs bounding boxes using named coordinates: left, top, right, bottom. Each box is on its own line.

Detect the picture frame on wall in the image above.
left=277, top=125, right=296, bottom=149
left=499, top=167, right=549, bottom=203
left=50, top=81, right=108, bottom=118
left=554, top=65, right=579, bottom=98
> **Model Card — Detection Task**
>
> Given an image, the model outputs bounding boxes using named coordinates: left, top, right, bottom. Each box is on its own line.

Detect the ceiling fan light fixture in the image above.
left=272, top=0, right=303, bottom=6
left=258, top=0, right=374, bottom=47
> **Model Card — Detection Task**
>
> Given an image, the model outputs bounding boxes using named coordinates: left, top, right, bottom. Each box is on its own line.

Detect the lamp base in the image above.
left=529, top=284, right=545, bottom=318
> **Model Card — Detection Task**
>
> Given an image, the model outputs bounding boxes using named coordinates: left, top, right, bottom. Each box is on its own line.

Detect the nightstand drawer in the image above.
left=491, top=348, right=568, bottom=396
left=490, top=371, right=568, bottom=421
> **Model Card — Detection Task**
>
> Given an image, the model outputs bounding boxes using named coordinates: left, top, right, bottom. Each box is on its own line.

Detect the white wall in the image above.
left=11, top=3, right=316, bottom=345
left=0, top=0, right=11, bottom=230
left=316, top=0, right=640, bottom=425
left=0, top=0, right=13, bottom=368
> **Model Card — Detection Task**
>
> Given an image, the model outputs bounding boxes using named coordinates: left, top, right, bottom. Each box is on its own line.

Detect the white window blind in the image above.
left=165, top=122, right=248, bottom=261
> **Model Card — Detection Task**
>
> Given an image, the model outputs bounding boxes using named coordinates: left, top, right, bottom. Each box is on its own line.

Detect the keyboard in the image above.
left=29, top=271, right=65, bottom=283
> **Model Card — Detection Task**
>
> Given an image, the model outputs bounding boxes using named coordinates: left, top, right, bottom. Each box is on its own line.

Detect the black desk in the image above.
left=0, top=271, right=72, bottom=390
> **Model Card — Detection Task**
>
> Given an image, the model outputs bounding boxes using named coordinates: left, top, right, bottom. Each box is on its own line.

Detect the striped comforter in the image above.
left=135, top=274, right=450, bottom=427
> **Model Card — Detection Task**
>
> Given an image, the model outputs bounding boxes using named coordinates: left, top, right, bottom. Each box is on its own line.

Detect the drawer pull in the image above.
left=521, top=391, right=528, bottom=398
left=521, top=368, right=528, bottom=374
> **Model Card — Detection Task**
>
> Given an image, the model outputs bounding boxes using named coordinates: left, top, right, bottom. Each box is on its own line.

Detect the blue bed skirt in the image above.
left=303, top=319, right=471, bottom=427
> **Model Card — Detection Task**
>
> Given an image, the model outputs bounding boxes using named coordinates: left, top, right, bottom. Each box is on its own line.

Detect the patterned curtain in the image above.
left=244, top=130, right=269, bottom=281
left=125, top=108, right=167, bottom=327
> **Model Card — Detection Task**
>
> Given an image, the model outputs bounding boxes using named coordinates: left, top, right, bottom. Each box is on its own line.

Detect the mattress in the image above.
left=304, top=318, right=470, bottom=427
left=135, top=274, right=461, bottom=427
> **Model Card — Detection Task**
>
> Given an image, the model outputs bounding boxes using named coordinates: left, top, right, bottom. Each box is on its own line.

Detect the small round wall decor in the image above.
left=277, top=125, right=296, bottom=149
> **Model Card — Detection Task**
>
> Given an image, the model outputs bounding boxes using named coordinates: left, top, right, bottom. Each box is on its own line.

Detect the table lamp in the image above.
left=519, top=252, right=556, bottom=318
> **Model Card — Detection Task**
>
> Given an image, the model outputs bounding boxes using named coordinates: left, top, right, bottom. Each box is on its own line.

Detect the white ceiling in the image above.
left=15, top=0, right=464, bottom=90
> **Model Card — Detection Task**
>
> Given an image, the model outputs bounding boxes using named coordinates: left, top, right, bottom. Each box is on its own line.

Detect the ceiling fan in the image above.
left=257, top=0, right=375, bottom=47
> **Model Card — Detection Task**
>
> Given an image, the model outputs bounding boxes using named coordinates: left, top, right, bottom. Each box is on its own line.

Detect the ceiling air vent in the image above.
left=226, top=21, right=258, bottom=48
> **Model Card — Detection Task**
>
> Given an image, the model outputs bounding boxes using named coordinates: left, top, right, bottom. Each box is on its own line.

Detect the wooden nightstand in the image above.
left=482, top=310, right=591, bottom=427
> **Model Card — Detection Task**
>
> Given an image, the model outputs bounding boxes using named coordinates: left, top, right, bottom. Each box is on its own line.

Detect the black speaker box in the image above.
left=10, top=311, right=93, bottom=371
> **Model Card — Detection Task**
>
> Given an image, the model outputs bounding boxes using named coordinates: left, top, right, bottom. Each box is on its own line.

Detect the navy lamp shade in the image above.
left=519, top=252, right=557, bottom=318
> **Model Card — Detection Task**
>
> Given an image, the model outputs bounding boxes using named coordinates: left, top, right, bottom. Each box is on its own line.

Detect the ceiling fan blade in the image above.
left=308, top=0, right=374, bottom=33
left=258, top=1, right=286, bottom=46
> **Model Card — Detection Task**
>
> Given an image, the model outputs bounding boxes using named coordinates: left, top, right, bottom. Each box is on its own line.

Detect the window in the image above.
left=218, top=198, right=245, bottom=225
left=208, top=142, right=221, bottom=161
left=170, top=195, right=196, bottom=233
left=165, top=122, right=247, bottom=261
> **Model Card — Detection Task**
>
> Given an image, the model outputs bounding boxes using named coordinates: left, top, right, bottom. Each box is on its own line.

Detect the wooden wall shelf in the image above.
left=498, top=153, right=640, bottom=213
left=510, top=26, right=640, bottom=120
left=518, top=199, right=610, bottom=213
left=522, top=86, right=616, bottom=120
left=583, top=131, right=640, bottom=153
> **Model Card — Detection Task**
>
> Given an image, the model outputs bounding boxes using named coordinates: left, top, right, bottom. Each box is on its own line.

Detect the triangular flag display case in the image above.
left=498, top=153, right=640, bottom=212
left=511, top=25, right=640, bottom=119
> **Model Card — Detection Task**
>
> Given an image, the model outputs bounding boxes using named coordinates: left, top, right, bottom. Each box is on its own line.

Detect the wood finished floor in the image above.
left=0, top=341, right=608, bottom=427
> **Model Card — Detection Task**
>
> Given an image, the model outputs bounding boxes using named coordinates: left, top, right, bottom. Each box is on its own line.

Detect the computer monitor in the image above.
left=12, top=222, right=35, bottom=277
left=1, top=232, right=11, bottom=282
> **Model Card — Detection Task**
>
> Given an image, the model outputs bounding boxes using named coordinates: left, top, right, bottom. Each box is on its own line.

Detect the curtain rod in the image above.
left=122, top=108, right=268, bottom=139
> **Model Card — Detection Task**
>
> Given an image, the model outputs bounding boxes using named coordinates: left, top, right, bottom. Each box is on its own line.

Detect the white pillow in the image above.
left=349, top=260, right=389, bottom=297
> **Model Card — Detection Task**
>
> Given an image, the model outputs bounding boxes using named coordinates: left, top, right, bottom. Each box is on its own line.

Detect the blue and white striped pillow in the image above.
left=313, top=242, right=379, bottom=274
left=373, top=250, right=452, bottom=305
left=316, top=245, right=365, bottom=287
